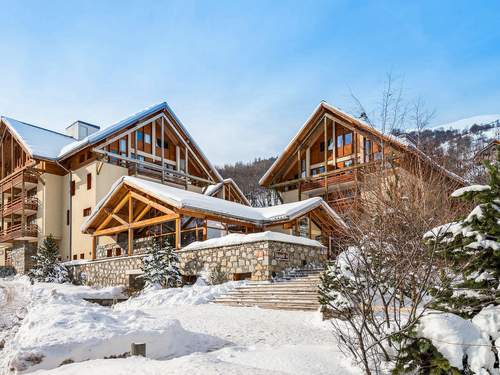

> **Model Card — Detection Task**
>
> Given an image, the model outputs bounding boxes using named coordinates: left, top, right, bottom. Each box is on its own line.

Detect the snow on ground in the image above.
left=31, top=345, right=356, bottom=375
left=0, top=278, right=359, bottom=375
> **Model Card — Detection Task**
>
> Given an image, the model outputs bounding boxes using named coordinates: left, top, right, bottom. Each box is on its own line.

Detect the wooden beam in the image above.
left=175, top=216, right=181, bottom=249
left=128, top=228, right=133, bottom=256
left=134, top=204, right=151, bottom=222
left=129, top=191, right=175, bottom=215
left=94, top=213, right=179, bottom=236
left=96, top=192, right=131, bottom=231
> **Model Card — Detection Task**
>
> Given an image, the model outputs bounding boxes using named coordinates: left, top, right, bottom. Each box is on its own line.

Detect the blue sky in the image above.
left=0, top=1, right=499, bottom=165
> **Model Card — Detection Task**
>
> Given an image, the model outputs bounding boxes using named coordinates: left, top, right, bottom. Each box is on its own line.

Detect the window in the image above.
left=106, top=249, right=113, bottom=257
left=86, top=173, right=92, bottom=190
left=345, top=133, right=353, bottom=145
left=83, top=207, right=91, bottom=217
left=156, top=138, right=169, bottom=149
left=137, top=131, right=143, bottom=142
left=345, top=159, right=353, bottom=168
left=311, top=166, right=325, bottom=176
left=179, top=159, right=186, bottom=172
left=300, top=159, right=306, bottom=178
left=80, top=253, right=85, bottom=259
left=70, top=181, right=75, bottom=196
left=116, top=248, right=122, bottom=256
left=337, top=135, right=343, bottom=148
left=66, top=210, right=70, bottom=226
left=144, top=133, right=151, bottom=144
left=73, top=254, right=77, bottom=260
left=327, top=138, right=334, bottom=151
left=119, top=139, right=127, bottom=153
left=319, top=142, right=325, bottom=152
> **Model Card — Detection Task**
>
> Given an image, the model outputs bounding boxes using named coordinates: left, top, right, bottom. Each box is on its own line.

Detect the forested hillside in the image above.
left=217, top=157, right=281, bottom=207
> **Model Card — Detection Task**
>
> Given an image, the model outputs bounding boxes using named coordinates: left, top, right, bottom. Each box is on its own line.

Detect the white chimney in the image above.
left=66, top=121, right=100, bottom=140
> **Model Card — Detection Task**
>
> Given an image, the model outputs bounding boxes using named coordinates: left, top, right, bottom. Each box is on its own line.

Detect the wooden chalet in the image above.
left=260, top=102, right=465, bottom=213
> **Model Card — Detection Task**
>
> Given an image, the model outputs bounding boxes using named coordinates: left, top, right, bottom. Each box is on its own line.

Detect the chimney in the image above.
left=66, top=121, right=100, bottom=140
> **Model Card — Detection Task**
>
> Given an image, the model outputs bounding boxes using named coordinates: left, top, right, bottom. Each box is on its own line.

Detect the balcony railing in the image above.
left=0, top=169, right=38, bottom=192
left=0, top=224, right=38, bottom=243
left=1, top=196, right=38, bottom=217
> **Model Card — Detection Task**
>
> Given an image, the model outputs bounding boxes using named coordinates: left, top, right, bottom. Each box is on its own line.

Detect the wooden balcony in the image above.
left=0, top=169, right=38, bottom=193
left=1, top=196, right=38, bottom=217
left=0, top=224, right=38, bottom=243
left=301, top=168, right=359, bottom=192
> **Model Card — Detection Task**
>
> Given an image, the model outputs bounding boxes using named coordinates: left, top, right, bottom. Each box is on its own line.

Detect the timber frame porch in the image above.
left=83, top=176, right=346, bottom=260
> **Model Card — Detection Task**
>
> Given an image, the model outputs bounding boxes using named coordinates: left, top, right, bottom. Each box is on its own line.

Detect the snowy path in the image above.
left=0, top=278, right=30, bottom=345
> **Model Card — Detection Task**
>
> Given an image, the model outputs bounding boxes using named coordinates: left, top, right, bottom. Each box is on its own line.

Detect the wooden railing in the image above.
left=301, top=168, right=359, bottom=192
left=0, top=169, right=38, bottom=192
left=1, top=196, right=38, bottom=216
left=0, top=224, right=38, bottom=243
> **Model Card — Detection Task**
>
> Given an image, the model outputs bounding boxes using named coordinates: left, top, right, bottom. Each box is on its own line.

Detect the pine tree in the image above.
left=426, top=146, right=500, bottom=317
left=140, top=237, right=182, bottom=288
left=29, top=234, right=70, bottom=283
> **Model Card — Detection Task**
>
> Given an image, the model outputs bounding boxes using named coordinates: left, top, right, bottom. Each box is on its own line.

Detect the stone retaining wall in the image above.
left=68, top=240, right=327, bottom=288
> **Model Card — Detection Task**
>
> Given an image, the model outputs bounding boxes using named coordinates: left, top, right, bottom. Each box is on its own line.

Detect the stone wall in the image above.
left=70, top=255, right=143, bottom=288
left=11, top=241, right=37, bottom=274
left=179, top=240, right=327, bottom=281
left=68, top=240, right=327, bottom=287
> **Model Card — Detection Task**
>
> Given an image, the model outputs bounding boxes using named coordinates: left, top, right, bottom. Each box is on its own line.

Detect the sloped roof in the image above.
left=203, top=178, right=251, bottom=206
left=259, top=101, right=465, bottom=186
left=1, top=116, right=76, bottom=160
left=82, top=176, right=347, bottom=232
left=1, top=102, right=223, bottom=182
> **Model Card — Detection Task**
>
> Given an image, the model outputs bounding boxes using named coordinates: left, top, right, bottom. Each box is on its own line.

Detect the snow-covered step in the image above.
left=212, top=270, right=323, bottom=311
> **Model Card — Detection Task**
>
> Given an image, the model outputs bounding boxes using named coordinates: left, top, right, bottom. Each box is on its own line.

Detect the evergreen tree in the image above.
left=426, top=147, right=500, bottom=317
left=29, top=234, right=70, bottom=283
left=140, top=237, right=182, bottom=288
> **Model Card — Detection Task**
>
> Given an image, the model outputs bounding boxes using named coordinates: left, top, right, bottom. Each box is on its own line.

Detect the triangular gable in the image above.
left=203, top=178, right=251, bottom=206
left=259, top=101, right=465, bottom=187
left=59, top=102, right=222, bottom=184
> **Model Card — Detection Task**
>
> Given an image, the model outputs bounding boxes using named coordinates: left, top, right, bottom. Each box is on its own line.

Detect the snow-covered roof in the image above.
left=182, top=231, right=325, bottom=251
left=1, top=116, right=76, bottom=160
left=203, top=178, right=251, bottom=206
left=1, top=102, right=223, bottom=182
left=82, top=176, right=347, bottom=232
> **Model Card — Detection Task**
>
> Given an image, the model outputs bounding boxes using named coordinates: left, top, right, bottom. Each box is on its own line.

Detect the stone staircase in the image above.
left=213, top=268, right=323, bottom=311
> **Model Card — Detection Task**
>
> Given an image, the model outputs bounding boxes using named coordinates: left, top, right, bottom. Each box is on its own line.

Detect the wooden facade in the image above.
left=260, top=102, right=464, bottom=213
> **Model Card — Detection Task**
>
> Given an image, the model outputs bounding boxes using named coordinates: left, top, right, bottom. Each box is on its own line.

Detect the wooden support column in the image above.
left=161, top=117, right=165, bottom=183
left=176, top=146, right=180, bottom=171
left=305, top=147, right=311, bottom=177
left=332, top=121, right=336, bottom=167
left=297, top=149, right=302, bottom=201
left=202, top=220, right=207, bottom=241
left=323, top=117, right=328, bottom=169
left=176, top=216, right=182, bottom=249
left=128, top=193, right=133, bottom=256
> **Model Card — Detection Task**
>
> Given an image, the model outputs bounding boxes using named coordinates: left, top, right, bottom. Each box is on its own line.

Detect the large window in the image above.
left=144, top=133, right=152, bottom=144
left=119, top=139, right=127, bottom=153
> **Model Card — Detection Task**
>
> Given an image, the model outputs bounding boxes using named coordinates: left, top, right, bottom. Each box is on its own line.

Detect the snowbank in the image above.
left=29, top=344, right=361, bottom=375
left=417, top=311, right=496, bottom=373
left=115, top=281, right=242, bottom=310
left=182, top=231, right=324, bottom=252
left=2, top=286, right=226, bottom=373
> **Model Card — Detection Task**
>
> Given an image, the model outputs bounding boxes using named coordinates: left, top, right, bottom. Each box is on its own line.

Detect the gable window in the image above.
left=345, top=133, right=353, bottom=145
left=70, top=181, right=75, bottom=196
left=319, top=142, right=325, bottom=152
left=327, top=138, right=334, bottom=151
left=86, top=173, right=92, bottom=190
left=137, top=131, right=143, bottom=142
left=83, top=207, right=91, bottom=217
left=144, top=133, right=152, bottom=144
left=337, top=135, right=343, bottom=148
left=156, top=138, right=168, bottom=149
left=119, top=139, right=127, bottom=153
